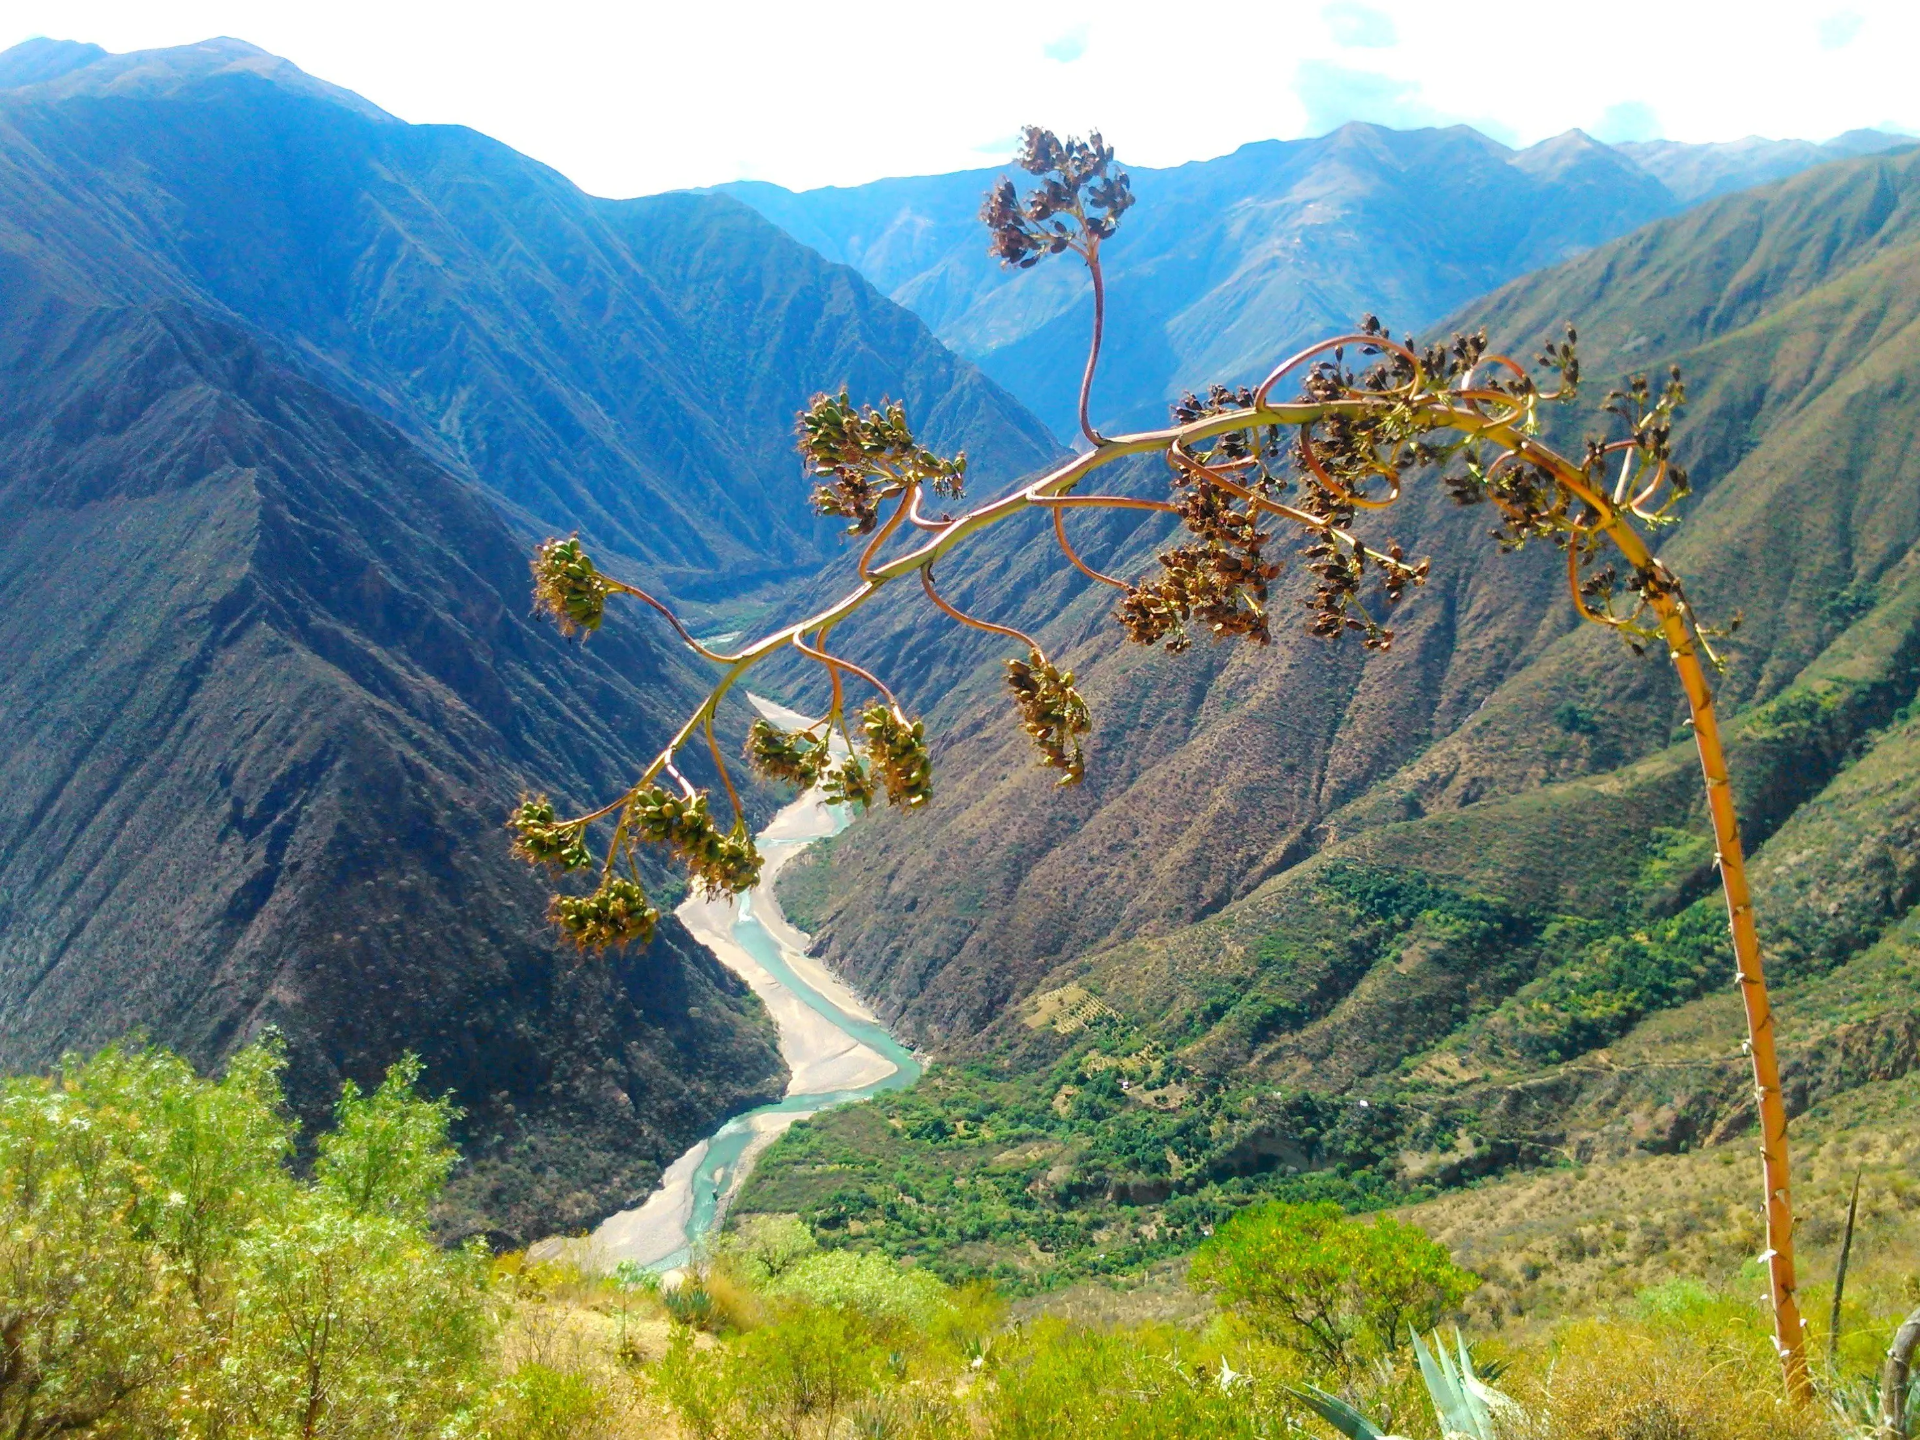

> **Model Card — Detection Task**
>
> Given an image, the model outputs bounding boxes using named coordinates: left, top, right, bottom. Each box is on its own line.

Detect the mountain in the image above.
left=754, top=144, right=1920, bottom=1273
left=1616, top=128, right=1916, bottom=203
left=721, top=124, right=1912, bottom=442
left=0, top=38, right=1062, bottom=1243
left=0, top=38, right=1059, bottom=600
left=0, top=37, right=104, bottom=87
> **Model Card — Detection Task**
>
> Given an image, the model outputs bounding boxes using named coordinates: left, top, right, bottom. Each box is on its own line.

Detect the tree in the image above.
left=511, top=125, right=1811, bottom=1398
left=0, top=1039, right=491, bottom=1438
left=1188, top=1201, right=1475, bottom=1377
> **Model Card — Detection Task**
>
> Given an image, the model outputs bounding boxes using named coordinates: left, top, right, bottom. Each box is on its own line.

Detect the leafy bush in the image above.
left=1188, top=1200, right=1477, bottom=1376
left=989, top=1318, right=1297, bottom=1440
left=765, top=1249, right=952, bottom=1328
left=491, top=1363, right=615, bottom=1440
left=1508, top=1317, right=1833, bottom=1440
left=0, top=1035, right=491, bottom=1438
left=653, top=1308, right=890, bottom=1440
left=714, top=1211, right=820, bottom=1285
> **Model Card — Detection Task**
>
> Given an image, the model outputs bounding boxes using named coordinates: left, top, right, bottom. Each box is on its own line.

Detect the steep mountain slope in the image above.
left=0, top=271, right=783, bottom=1245
left=750, top=146, right=1920, bottom=1279
left=0, top=38, right=1065, bottom=1243
left=781, top=145, right=1920, bottom=1056
left=0, top=39, right=1060, bottom=598
left=723, top=125, right=1910, bottom=441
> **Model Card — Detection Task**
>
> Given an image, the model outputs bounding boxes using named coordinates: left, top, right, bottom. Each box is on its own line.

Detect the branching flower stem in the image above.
left=920, top=565, right=1045, bottom=649
left=1078, top=238, right=1106, bottom=447
left=521, top=123, right=1805, bottom=1398
left=546, top=385, right=1811, bottom=1399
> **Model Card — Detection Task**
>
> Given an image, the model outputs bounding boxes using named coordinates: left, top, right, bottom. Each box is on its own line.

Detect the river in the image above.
left=529, top=697, right=920, bottom=1274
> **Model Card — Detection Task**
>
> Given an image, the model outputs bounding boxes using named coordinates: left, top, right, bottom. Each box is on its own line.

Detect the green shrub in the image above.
left=989, top=1318, right=1295, bottom=1440
left=492, top=1363, right=611, bottom=1440
left=0, top=1036, right=491, bottom=1438
left=1188, top=1199, right=1477, bottom=1376
left=766, top=1249, right=952, bottom=1328
left=714, top=1212, right=820, bottom=1285
left=653, top=1307, right=889, bottom=1439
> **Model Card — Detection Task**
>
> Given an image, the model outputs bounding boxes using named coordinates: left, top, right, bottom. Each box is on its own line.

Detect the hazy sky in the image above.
left=1, top=0, right=1911, bottom=197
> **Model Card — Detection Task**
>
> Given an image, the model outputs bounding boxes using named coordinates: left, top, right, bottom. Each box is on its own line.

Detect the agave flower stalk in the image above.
left=513, top=126, right=1807, bottom=1399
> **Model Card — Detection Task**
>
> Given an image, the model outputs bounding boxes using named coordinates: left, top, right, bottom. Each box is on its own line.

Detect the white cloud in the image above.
left=1324, top=2, right=1396, bottom=49
left=1594, top=101, right=1662, bottom=144
left=1043, top=24, right=1089, bottom=64
left=1818, top=10, right=1864, bottom=47
left=1, top=0, right=1915, bottom=195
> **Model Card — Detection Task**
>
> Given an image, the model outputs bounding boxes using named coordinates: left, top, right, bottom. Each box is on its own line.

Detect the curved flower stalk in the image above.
left=512, top=126, right=1807, bottom=1400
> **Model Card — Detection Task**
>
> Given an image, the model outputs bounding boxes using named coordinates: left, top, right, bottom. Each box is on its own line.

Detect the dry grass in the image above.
left=1405, top=1066, right=1920, bottom=1393
left=1504, top=1318, right=1839, bottom=1440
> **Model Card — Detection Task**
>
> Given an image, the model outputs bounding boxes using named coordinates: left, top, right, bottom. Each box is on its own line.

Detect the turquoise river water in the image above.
left=651, top=806, right=922, bottom=1269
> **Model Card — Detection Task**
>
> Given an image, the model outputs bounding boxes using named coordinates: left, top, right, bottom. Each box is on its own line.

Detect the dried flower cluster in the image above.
left=1005, top=650, right=1091, bottom=783
left=745, top=717, right=831, bottom=788
left=746, top=709, right=930, bottom=810
left=800, top=388, right=966, bottom=534
left=530, top=536, right=613, bottom=637
left=981, top=125, right=1133, bottom=269
left=548, top=877, right=658, bottom=951
left=507, top=794, right=592, bottom=872
left=821, top=754, right=877, bottom=811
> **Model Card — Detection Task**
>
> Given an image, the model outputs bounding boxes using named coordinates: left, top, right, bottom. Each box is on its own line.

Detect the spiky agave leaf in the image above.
left=1286, top=1384, right=1405, bottom=1440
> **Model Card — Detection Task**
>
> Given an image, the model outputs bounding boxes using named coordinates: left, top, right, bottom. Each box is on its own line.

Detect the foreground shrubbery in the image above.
left=638, top=1211, right=1841, bottom=1440
left=0, top=1036, right=492, bottom=1437
left=0, top=1039, right=1885, bottom=1437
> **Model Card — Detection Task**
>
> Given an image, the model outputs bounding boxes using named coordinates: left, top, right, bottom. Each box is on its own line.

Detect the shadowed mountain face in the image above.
left=0, top=38, right=1061, bottom=1242
left=782, top=146, right=1920, bottom=1075
left=0, top=37, right=1059, bottom=598
left=723, top=124, right=1912, bottom=442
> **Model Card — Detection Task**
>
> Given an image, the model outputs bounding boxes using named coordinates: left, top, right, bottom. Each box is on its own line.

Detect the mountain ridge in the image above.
left=746, top=144, right=1920, bottom=1280
left=0, top=36, right=1065, bottom=1242
left=719, top=122, right=1913, bottom=442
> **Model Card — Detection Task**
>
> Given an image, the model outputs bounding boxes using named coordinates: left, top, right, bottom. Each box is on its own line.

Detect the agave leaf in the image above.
left=1455, top=1327, right=1518, bottom=1422
left=1449, top=1329, right=1495, bottom=1435
left=1411, top=1329, right=1479, bottom=1439
left=1287, top=1383, right=1402, bottom=1440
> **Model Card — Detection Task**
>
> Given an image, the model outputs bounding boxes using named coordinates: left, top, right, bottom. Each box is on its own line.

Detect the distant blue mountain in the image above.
left=722, top=123, right=1913, bottom=441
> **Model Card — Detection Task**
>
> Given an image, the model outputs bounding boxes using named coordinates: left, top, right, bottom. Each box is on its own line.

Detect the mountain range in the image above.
left=0, top=36, right=1055, bottom=1243
left=756, top=141, right=1920, bottom=1271
left=7, top=30, right=1918, bottom=1256
left=723, top=124, right=1913, bottom=441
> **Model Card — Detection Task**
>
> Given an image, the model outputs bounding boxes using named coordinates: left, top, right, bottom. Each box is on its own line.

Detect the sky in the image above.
left=0, top=0, right=1913, bottom=198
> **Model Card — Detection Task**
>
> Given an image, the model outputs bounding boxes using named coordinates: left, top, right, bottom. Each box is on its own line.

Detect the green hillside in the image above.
left=748, top=144, right=1920, bottom=1282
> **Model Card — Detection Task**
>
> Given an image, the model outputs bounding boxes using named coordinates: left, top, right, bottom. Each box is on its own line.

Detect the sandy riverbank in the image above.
left=679, top=868, right=894, bottom=1095
left=532, top=700, right=897, bottom=1271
